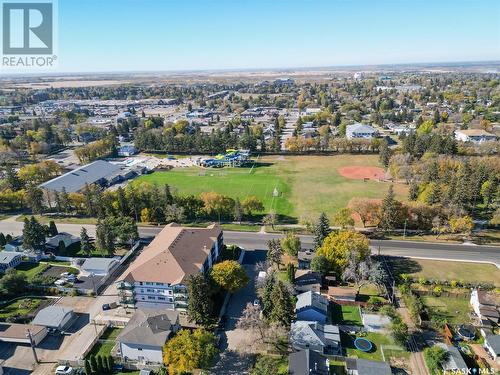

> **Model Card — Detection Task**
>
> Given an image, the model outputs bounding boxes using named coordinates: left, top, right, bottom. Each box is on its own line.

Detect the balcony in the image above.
left=120, top=296, right=135, bottom=304
left=117, top=283, right=133, bottom=290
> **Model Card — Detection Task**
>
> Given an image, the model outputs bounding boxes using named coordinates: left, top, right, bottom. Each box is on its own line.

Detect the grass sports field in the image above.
left=134, top=155, right=407, bottom=222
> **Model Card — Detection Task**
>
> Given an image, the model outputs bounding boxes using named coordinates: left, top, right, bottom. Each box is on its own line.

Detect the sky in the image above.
left=6, top=0, right=500, bottom=73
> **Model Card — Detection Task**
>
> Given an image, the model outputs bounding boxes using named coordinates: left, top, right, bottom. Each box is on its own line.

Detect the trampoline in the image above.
left=354, top=337, right=373, bottom=352
left=457, top=325, right=475, bottom=340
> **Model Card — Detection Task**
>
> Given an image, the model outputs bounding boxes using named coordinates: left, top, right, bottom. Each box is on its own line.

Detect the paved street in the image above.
left=0, top=217, right=498, bottom=265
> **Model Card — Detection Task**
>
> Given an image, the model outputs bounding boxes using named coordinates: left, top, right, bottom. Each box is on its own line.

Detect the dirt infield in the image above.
left=338, top=166, right=386, bottom=180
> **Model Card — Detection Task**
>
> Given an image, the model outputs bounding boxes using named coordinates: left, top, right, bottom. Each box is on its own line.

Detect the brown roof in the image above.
left=327, top=286, right=358, bottom=298
left=458, top=129, right=496, bottom=137
left=119, top=223, right=222, bottom=285
left=0, top=323, right=46, bottom=340
left=478, top=290, right=499, bottom=307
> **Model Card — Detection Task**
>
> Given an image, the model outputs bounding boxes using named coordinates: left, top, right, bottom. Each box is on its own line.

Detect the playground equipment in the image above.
left=354, top=337, right=373, bottom=352
left=199, top=149, right=251, bottom=168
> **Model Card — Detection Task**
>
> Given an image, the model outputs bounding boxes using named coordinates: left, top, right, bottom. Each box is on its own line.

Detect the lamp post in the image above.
left=26, top=329, right=39, bottom=364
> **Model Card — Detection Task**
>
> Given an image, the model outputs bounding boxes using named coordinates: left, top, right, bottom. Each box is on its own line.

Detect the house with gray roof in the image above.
left=346, top=358, right=391, bottom=375
left=290, top=321, right=341, bottom=355
left=117, top=309, right=180, bottom=363
left=81, top=257, right=119, bottom=276
left=0, top=252, right=22, bottom=273
left=294, top=270, right=322, bottom=294
left=32, top=306, right=75, bottom=331
left=436, top=343, right=467, bottom=373
left=484, top=335, right=500, bottom=363
left=39, top=160, right=121, bottom=193
left=295, top=291, right=329, bottom=323
left=288, top=349, right=329, bottom=375
left=346, top=123, right=377, bottom=139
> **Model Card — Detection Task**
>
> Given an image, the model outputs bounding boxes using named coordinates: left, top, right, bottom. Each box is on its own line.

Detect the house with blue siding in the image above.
left=296, top=291, right=329, bottom=323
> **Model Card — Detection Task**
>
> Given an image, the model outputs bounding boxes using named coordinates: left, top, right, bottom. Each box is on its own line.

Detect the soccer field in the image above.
left=134, top=154, right=408, bottom=222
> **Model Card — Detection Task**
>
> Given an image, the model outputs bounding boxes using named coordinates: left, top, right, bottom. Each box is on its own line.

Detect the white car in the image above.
left=55, top=365, right=73, bottom=374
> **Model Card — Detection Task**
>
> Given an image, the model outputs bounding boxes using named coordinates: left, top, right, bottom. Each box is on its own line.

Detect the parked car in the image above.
left=102, top=303, right=111, bottom=311
left=55, top=365, right=73, bottom=374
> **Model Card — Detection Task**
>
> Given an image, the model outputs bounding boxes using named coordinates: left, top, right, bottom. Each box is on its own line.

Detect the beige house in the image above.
left=117, top=223, right=223, bottom=311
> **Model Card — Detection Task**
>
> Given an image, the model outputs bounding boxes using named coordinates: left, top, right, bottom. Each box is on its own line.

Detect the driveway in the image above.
left=210, top=249, right=267, bottom=375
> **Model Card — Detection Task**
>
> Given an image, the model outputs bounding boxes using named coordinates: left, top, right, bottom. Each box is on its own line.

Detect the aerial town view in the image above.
left=0, top=1, right=499, bottom=374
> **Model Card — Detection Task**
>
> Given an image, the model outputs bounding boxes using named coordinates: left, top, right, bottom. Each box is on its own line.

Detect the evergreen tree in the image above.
left=260, top=273, right=276, bottom=318
left=80, top=227, right=92, bottom=256
left=84, top=359, right=92, bottom=375
left=378, top=139, right=392, bottom=168
left=186, top=273, right=216, bottom=328
left=269, top=281, right=294, bottom=327
left=22, top=216, right=46, bottom=250
left=164, top=184, right=174, bottom=205
left=96, top=355, right=104, bottom=373
left=0, top=233, right=6, bottom=247
left=59, top=187, right=71, bottom=213
left=5, top=165, right=23, bottom=191
left=379, top=185, right=399, bottom=230
left=116, top=186, right=129, bottom=216
left=106, top=355, right=114, bottom=374
left=48, top=220, right=58, bottom=236
left=267, top=239, right=283, bottom=268
left=89, top=355, right=98, bottom=374
left=95, top=220, right=107, bottom=253
left=313, top=212, right=331, bottom=249
left=409, top=181, right=419, bottom=201
left=286, top=263, right=296, bottom=283
left=26, top=185, right=44, bottom=215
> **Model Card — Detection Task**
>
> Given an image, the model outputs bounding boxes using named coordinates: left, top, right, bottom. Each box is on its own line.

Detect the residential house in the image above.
left=470, top=289, right=499, bottom=326
left=117, top=223, right=223, bottom=311
left=118, top=145, right=138, bottom=157
left=346, top=123, right=377, bottom=139
left=46, top=232, right=80, bottom=250
left=0, top=252, right=22, bottom=273
left=290, top=321, right=341, bottom=355
left=4, top=237, right=23, bottom=252
left=455, top=129, right=497, bottom=143
left=484, top=335, right=500, bottom=363
left=32, top=306, right=75, bottom=331
left=294, top=270, right=322, bottom=294
left=298, top=250, right=314, bottom=269
left=295, top=291, right=329, bottom=323
left=288, top=349, right=329, bottom=375
left=81, top=257, right=119, bottom=276
left=345, top=358, right=391, bottom=375
left=117, top=309, right=180, bottom=364
left=436, top=343, right=467, bottom=373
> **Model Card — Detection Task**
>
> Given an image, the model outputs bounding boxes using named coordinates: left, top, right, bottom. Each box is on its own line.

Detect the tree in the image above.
left=448, top=216, right=474, bottom=236
left=84, top=359, right=92, bottom=375
left=424, top=346, right=448, bottom=375
left=97, top=355, right=105, bottom=374
left=280, top=233, right=301, bottom=257
left=0, top=269, right=27, bottom=295
left=286, top=263, right=296, bottom=283
left=316, top=230, right=370, bottom=273
left=262, top=211, right=277, bottom=230
left=268, top=281, right=295, bottom=327
left=267, top=239, right=283, bottom=268
left=106, top=355, right=114, bottom=374
left=332, top=208, right=355, bottom=229
left=210, top=260, right=249, bottom=293
left=163, top=329, right=218, bottom=375
left=140, top=207, right=152, bottom=223
left=409, top=181, right=419, bottom=201
left=4, top=165, right=23, bottom=191
left=311, top=254, right=330, bottom=276
left=379, top=185, right=402, bottom=230
left=95, top=219, right=113, bottom=255
left=342, top=252, right=371, bottom=293
left=241, top=196, right=265, bottom=217
left=89, top=355, right=98, bottom=374
left=80, top=227, right=92, bottom=256
left=0, top=233, right=6, bottom=247
left=233, top=198, right=243, bottom=223
left=349, top=198, right=379, bottom=228
left=25, top=185, right=44, bottom=214
left=187, top=274, right=216, bottom=328
left=251, top=356, right=284, bottom=375
left=369, top=261, right=389, bottom=291
left=390, top=318, right=409, bottom=346
left=313, top=212, right=331, bottom=249
left=22, top=216, right=46, bottom=250
left=379, top=139, right=392, bottom=168
left=48, top=220, right=58, bottom=236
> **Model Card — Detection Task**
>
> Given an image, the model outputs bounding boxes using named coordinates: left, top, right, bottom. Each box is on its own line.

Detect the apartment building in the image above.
left=116, top=223, right=223, bottom=311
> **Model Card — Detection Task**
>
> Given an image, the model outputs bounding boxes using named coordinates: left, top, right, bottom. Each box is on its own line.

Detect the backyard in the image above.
left=342, top=332, right=409, bottom=362
left=420, top=295, right=471, bottom=325
left=330, top=304, right=363, bottom=326
left=0, top=297, right=49, bottom=321
left=134, top=155, right=407, bottom=222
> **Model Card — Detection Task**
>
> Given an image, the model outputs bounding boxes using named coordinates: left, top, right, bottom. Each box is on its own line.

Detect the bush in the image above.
left=424, top=346, right=448, bottom=375
left=366, top=296, right=385, bottom=310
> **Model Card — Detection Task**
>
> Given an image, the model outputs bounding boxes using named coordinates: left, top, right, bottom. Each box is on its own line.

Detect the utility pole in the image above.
left=403, top=219, right=407, bottom=239
left=26, top=329, right=39, bottom=364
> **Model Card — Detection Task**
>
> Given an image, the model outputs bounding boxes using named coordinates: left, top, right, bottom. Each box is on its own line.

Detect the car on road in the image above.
left=55, top=365, right=74, bottom=374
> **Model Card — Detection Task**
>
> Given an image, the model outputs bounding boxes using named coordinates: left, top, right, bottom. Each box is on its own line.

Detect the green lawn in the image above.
left=330, top=304, right=362, bottom=325
left=421, top=296, right=471, bottom=325
left=16, top=214, right=97, bottom=225
left=100, top=327, right=123, bottom=341
left=387, top=257, right=500, bottom=286
left=86, top=341, right=115, bottom=358
left=0, top=297, right=44, bottom=320
left=15, top=262, right=49, bottom=280
left=133, top=155, right=407, bottom=223
left=343, top=332, right=407, bottom=361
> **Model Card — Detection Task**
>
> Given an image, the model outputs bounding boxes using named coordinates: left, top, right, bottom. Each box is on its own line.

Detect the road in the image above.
left=0, top=218, right=498, bottom=265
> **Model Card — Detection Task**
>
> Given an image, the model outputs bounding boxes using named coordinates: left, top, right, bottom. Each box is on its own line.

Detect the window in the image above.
left=147, top=296, right=155, bottom=300
left=156, top=282, right=162, bottom=286
left=138, top=348, right=142, bottom=351
left=169, top=297, right=173, bottom=302
left=167, top=290, right=173, bottom=295
left=158, top=297, right=165, bottom=301
left=146, top=289, right=153, bottom=292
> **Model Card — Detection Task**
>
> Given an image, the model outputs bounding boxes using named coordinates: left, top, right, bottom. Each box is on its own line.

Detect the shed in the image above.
left=32, top=306, right=75, bottom=331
